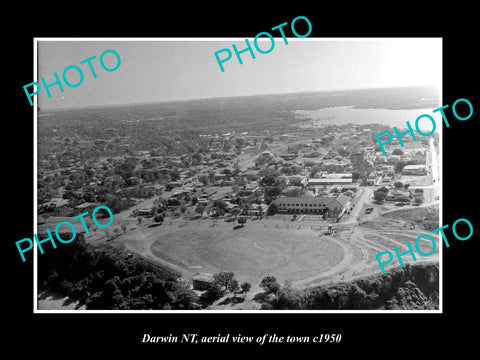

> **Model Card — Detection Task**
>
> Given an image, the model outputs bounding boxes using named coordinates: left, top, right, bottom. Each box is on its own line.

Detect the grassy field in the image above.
left=149, top=220, right=344, bottom=289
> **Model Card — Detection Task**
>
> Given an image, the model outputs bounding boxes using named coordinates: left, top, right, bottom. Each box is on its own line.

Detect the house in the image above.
left=386, top=189, right=410, bottom=201
left=40, top=197, right=71, bottom=216
left=328, top=193, right=351, bottom=213
left=201, top=189, right=218, bottom=198
left=243, top=181, right=259, bottom=193
left=197, top=198, right=209, bottom=206
left=342, top=190, right=355, bottom=197
left=288, top=175, right=308, bottom=187
left=242, top=170, right=259, bottom=181
left=214, top=173, right=227, bottom=181
left=223, top=201, right=238, bottom=211
left=74, top=202, right=98, bottom=214
left=135, top=208, right=154, bottom=217
left=275, top=175, right=289, bottom=186
left=191, top=273, right=214, bottom=291
left=242, top=203, right=269, bottom=217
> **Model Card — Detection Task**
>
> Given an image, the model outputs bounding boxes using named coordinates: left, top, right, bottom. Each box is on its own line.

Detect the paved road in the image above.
left=340, top=186, right=373, bottom=224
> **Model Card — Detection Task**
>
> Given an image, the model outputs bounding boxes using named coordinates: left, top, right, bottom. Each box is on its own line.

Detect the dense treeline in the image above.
left=38, top=233, right=200, bottom=310
left=255, top=264, right=439, bottom=310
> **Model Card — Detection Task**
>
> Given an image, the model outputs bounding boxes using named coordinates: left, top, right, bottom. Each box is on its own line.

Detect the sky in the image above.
left=36, top=38, right=442, bottom=110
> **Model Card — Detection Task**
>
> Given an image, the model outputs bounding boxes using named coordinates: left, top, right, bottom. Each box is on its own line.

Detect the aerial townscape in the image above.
left=36, top=87, right=440, bottom=311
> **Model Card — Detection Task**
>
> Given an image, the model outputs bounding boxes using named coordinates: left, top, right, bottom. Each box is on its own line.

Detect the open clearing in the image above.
left=148, top=221, right=344, bottom=291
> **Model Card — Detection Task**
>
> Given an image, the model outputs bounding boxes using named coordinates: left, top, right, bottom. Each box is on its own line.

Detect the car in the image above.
left=365, top=208, right=374, bottom=214
left=394, top=202, right=407, bottom=206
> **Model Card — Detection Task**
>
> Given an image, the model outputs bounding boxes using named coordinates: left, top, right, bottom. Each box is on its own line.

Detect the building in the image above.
left=386, top=189, right=410, bottom=201
left=73, top=202, right=98, bottom=214
left=242, top=203, right=269, bottom=217
left=39, top=197, right=71, bottom=216
left=273, top=193, right=351, bottom=215
left=324, top=173, right=352, bottom=179
left=308, top=178, right=353, bottom=186
left=402, top=165, right=427, bottom=176
left=288, top=175, right=309, bottom=186
left=135, top=208, right=154, bottom=217
left=201, top=189, right=218, bottom=198
left=191, top=273, right=214, bottom=291
left=243, top=181, right=259, bottom=193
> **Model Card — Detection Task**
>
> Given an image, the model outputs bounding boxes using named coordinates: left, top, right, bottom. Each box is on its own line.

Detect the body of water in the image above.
left=293, top=106, right=442, bottom=131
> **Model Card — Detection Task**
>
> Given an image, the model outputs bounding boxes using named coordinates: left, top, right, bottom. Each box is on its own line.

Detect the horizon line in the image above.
left=38, top=84, right=439, bottom=113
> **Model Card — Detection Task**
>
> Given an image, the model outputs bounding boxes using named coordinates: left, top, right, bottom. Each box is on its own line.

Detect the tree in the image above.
left=191, top=152, right=203, bottom=165
left=394, top=181, right=403, bottom=189
left=213, top=271, right=237, bottom=294
left=213, top=200, right=228, bottom=212
left=270, top=284, right=304, bottom=310
left=377, top=186, right=389, bottom=194
left=285, top=187, right=303, bottom=197
left=170, top=169, right=180, bottom=181
left=202, top=282, right=223, bottom=302
left=240, top=282, right=251, bottom=297
left=154, top=214, right=164, bottom=223
left=229, top=279, right=240, bottom=293
left=261, top=175, right=276, bottom=186
left=265, top=186, right=281, bottom=198
left=395, top=161, right=407, bottom=174
left=392, top=148, right=404, bottom=155
left=352, top=171, right=361, bottom=180
left=208, top=170, right=216, bottom=184
left=267, top=202, right=278, bottom=216
left=338, top=148, right=350, bottom=157
left=171, top=286, right=200, bottom=309
left=237, top=216, right=247, bottom=227
left=198, top=174, right=209, bottom=186
left=413, top=196, right=424, bottom=205
left=373, top=191, right=387, bottom=202
left=137, top=217, right=143, bottom=225
left=259, top=276, right=281, bottom=295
